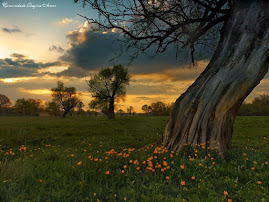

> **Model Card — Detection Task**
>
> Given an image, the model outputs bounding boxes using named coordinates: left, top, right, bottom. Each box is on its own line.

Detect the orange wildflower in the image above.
left=77, top=161, right=82, bottom=166
left=257, top=181, right=262, bottom=185
left=70, top=154, right=74, bottom=157
left=223, top=191, right=228, bottom=196
left=180, top=165, right=185, bottom=169
left=265, top=161, right=268, bottom=165
left=166, top=176, right=169, bottom=180
left=161, top=168, right=164, bottom=172
left=121, top=170, right=125, bottom=174
left=129, top=160, right=133, bottom=164
left=123, top=165, right=127, bottom=169
left=105, top=171, right=110, bottom=175
left=39, top=179, right=43, bottom=183
left=191, top=176, right=195, bottom=180
left=180, top=180, right=186, bottom=186
left=228, top=199, right=232, bottom=202
left=251, top=167, right=255, bottom=170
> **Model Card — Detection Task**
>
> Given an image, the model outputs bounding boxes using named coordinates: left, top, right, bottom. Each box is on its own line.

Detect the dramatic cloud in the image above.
left=59, top=22, right=213, bottom=78
left=57, top=18, right=73, bottom=25
left=0, top=53, right=63, bottom=78
left=2, top=27, right=22, bottom=33
left=49, top=45, right=65, bottom=53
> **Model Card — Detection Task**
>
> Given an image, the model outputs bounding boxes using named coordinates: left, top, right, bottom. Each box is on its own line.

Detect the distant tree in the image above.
left=51, top=81, right=81, bottom=118
left=142, top=104, right=152, bottom=115
left=45, top=101, right=61, bottom=116
left=0, top=94, right=12, bottom=109
left=253, top=95, right=269, bottom=106
left=127, top=106, right=135, bottom=116
left=87, top=65, right=131, bottom=119
left=238, top=95, right=269, bottom=116
left=14, top=98, right=42, bottom=116
left=76, top=101, right=85, bottom=115
left=150, top=101, right=173, bottom=116
left=117, top=109, right=125, bottom=116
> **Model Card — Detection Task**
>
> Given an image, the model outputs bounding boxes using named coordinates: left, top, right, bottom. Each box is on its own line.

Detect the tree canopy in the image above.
left=51, top=81, right=81, bottom=118
left=14, top=98, right=42, bottom=116
left=0, top=94, right=12, bottom=109
left=75, top=0, right=233, bottom=63
left=88, top=65, right=131, bottom=119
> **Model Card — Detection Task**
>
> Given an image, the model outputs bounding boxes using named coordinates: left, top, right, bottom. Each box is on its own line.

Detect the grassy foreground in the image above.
left=0, top=116, right=268, bottom=201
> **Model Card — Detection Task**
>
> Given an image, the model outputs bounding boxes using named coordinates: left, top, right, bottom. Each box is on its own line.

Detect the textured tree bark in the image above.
left=108, top=97, right=115, bottom=119
left=163, top=0, right=269, bottom=158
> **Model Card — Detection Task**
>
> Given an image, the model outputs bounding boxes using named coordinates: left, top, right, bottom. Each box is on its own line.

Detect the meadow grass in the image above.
left=0, top=116, right=268, bottom=201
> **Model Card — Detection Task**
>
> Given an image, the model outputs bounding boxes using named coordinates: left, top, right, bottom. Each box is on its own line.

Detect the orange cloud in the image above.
left=57, top=18, right=73, bottom=25
left=18, top=88, right=51, bottom=95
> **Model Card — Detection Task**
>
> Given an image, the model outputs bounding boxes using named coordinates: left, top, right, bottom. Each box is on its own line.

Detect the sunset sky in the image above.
left=1, top=0, right=268, bottom=112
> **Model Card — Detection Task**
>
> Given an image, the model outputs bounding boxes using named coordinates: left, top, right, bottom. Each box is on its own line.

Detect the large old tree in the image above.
left=75, top=0, right=269, bottom=157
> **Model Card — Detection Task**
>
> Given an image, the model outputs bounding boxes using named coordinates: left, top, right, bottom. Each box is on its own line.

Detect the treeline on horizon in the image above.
left=1, top=94, right=269, bottom=117
left=0, top=94, right=173, bottom=117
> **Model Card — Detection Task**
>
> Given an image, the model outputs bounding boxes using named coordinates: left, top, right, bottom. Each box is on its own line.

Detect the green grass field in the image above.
left=0, top=116, right=268, bottom=201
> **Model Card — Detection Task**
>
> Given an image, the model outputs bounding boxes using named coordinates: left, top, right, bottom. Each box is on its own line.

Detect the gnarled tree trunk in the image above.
left=163, top=0, right=269, bottom=157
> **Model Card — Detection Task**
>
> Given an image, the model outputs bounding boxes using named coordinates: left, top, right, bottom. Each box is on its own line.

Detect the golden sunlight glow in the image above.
left=18, top=88, right=51, bottom=95
left=0, top=77, right=38, bottom=83
left=0, top=48, right=8, bottom=58
left=38, top=66, right=69, bottom=74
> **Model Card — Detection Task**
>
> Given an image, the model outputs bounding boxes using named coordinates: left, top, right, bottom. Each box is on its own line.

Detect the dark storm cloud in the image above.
left=56, top=66, right=88, bottom=78
left=2, top=27, right=22, bottom=33
left=49, top=45, right=65, bottom=53
left=60, top=29, right=213, bottom=77
left=0, top=53, right=62, bottom=78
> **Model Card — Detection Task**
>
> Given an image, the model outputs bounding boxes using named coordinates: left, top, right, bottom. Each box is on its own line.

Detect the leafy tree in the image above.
left=14, top=98, right=42, bottom=116
left=150, top=101, right=173, bottom=116
left=45, top=101, right=61, bottom=116
left=117, top=109, right=125, bottom=116
left=142, top=104, right=152, bottom=115
left=0, top=94, right=12, bottom=109
left=51, top=81, right=81, bottom=118
left=75, top=0, right=269, bottom=157
left=87, top=65, right=131, bottom=119
left=76, top=101, right=85, bottom=116
left=238, top=95, right=269, bottom=116
left=127, top=106, right=135, bottom=116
